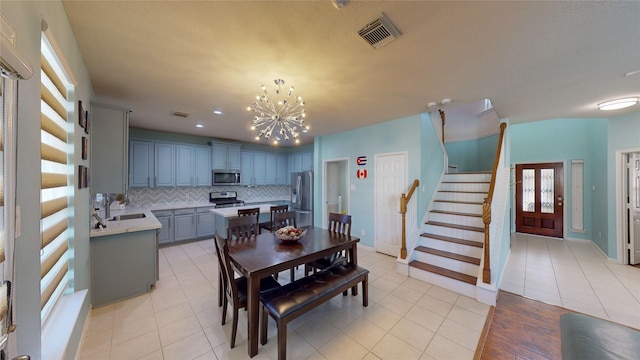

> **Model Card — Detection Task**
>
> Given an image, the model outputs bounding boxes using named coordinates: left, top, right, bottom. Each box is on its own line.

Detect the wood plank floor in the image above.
left=479, top=291, right=574, bottom=360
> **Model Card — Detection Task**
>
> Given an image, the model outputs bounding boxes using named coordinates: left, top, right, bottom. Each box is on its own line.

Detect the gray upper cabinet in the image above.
left=276, top=154, right=288, bottom=185
left=90, top=103, right=130, bottom=193
left=194, top=146, right=212, bottom=186
left=211, top=141, right=241, bottom=170
left=175, top=145, right=194, bottom=187
left=129, top=140, right=153, bottom=187
left=154, top=143, right=175, bottom=187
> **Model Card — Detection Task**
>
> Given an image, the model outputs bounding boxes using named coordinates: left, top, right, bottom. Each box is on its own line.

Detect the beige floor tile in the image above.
left=193, top=350, right=218, bottom=360
left=343, top=316, right=387, bottom=349
left=318, top=332, right=369, bottom=360
left=138, top=350, right=164, bottom=360
left=113, top=294, right=155, bottom=325
left=155, top=301, right=195, bottom=328
left=423, top=334, right=474, bottom=360
left=389, top=318, right=434, bottom=351
left=404, top=306, right=445, bottom=333
left=162, top=331, right=213, bottom=360
left=361, top=303, right=402, bottom=331
left=391, top=284, right=424, bottom=304
left=372, top=333, right=422, bottom=360
left=296, top=316, right=340, bottom=349
left=436, top=319, right=480, bottom=351
left=158, top=314, right=202, bottom=347
left=112, top=314, right=158, bottom=345
left=362, top=352, right=383, bottom=360
left=446, top=306, right=486, bottom=332
left=370, top=277, right=400, bottom=293
left=453, top=296, right=490, bottom=317
left=377, top=293, right=414, bottom=316
left=426, top=286, right=459, bottom=304
left=110, top=330, right=161, bottom=360
left=415, top=294, right=453, bottom=317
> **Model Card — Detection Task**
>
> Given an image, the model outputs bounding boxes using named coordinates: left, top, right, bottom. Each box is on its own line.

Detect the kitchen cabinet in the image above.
left=287, top=151, right=313, bottom=184
left=265, top=153, right=287, bottom=185
left=211, top=141, right=241, bottom=170
left=240, top=151, right=254, bottom=186
left=174, top=208, right=196, bottom=241
left=302, top=152, right=313, bottom=171
left=276, top=154, right=288, bottom=185
left=153, top=210, right=174, bottom=245
left=90, top=103, right=130, bottom=193
left=196, top=207, right=215, bottom=237
left=154, top=143, right=175, bottom=186
left=240, top=151, right=269, bottom=186
left=90, top=229, right=157, bottom=307
left=253, top=152, right=267, bottom=185
left=194, top=146, right=212, bottom=186
left=175, top=145, right=194, bottom=186
left=129, top=140, right=154, bottom=187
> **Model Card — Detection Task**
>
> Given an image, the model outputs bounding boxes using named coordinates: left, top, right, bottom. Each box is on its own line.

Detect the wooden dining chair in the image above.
left=237, top=207, right=260, bottom=235
left=305, top=213, right=351, bottom=275
left=214, top=233, right=281, bottom=348
left=272, top=210, right=298, bottom=281
left=259, top=205, right=289, bottom=233
left=272, top=210, right=297, bottom=229
left=227, top=213, right=259, bottom=240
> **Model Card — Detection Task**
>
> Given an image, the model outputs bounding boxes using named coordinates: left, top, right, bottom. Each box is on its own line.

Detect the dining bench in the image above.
left=260, top=263, right=369, bottom=360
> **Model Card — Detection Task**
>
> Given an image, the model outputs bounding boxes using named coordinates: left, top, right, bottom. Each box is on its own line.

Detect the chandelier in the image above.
left=247, top=79, right=309, bottom=144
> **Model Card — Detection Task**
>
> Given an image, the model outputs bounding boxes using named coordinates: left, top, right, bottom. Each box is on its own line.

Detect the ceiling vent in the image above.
left=357, top=13, right=401, bottom=49
left=171, top=111, right=189, bottom=118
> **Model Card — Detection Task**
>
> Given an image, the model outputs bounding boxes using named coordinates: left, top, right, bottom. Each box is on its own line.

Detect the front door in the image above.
left=515, top=162, right=564, bottom=238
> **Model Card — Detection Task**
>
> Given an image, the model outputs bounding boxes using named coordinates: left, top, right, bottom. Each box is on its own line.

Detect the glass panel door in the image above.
left=515, top=162, right=564, bottom=238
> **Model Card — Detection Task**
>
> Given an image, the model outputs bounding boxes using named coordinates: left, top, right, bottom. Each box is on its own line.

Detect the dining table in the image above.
left=227, top=225, right=360, bottom=357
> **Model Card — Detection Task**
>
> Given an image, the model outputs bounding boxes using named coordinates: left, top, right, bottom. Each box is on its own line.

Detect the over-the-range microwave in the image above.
left=212, top=170, right=241, bottom=185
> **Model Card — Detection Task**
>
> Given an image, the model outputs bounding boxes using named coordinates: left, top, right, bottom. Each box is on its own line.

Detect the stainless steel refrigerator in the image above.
left=291, top=171, right=314, bottom=227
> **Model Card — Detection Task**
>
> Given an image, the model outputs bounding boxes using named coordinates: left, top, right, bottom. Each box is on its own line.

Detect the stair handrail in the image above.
left=400, top=179, right=420, bottom=259
left=482, top=122, right=507, bottom=283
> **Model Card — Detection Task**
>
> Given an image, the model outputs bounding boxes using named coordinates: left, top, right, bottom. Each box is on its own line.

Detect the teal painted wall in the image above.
left=420, top=113, right=446, bottom=221
left=445, top=134, right=498, bottom=172
left=4, top=1, right=95, bottom=358
left=314, top=115, right=422, bottom=247
left=607, top=111, right=640, bottom=257
left=510, top=118, right=609, bottom=251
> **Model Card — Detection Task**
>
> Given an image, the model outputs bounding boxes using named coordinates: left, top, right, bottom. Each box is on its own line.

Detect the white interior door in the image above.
left=374, top=153, right=406, bottom=256
left=629, top=153, right=640, bottom=265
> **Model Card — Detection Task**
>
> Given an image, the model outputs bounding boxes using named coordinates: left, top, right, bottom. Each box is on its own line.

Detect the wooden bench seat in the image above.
left=260, top=263, right=369, bottom=360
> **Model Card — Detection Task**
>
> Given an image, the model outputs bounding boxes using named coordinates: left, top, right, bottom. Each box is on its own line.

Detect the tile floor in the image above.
left=77, top=240, right=491, bottom=360
left=501, top=233, right=640, bottom=330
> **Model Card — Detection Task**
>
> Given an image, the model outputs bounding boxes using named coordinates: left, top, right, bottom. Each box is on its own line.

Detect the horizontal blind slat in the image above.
left=41, top=143, right=67, bottom=165
left=41, top=112, right=67, bottom=143
left=41, top=173, right=67, bottom=189
left=42, top=196, right=67, bottom=219
left=41, top=219, right=67, bottom=249
left=40, top=83, right=67, bottom=122
left=41, top=240, right=68, bottom=278
left=41, top=55, right=66, bottom=98
left=40, top=261, right=68, bottom=308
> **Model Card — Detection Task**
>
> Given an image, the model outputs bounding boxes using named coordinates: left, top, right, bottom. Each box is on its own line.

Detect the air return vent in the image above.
left=357, top=13, right=401, bottom=49
left=171, top=111, right=189, bottom=118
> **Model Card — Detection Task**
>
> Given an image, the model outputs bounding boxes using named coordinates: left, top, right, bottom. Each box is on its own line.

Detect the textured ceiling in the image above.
left=62, top=1, right=640, bottom=146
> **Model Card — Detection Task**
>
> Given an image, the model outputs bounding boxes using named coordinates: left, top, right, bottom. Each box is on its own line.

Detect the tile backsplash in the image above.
left=127, top=185, right=291, bottom=207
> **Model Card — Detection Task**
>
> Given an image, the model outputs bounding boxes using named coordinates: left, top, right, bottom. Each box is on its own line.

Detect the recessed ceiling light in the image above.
left=598, top=97, right=639, bottom=111
left=212, top=109, right=223, bottom=115
left=196, top=123, right=204, bottom=128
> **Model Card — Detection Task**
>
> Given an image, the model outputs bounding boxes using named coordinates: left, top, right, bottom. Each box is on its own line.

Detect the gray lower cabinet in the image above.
left=174, top=208, right=196, bottom=241
left=90, top=229, right=157, bottom=307
left=153, top=210, right=174, bottom=245
left=196, top=207, right=215, bottom=238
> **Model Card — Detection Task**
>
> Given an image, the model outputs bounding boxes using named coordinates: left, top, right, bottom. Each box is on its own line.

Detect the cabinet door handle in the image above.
left=147, top=176, right=150, bottom=187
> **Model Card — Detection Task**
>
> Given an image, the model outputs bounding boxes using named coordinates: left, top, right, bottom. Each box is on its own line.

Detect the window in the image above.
left=40, top=32, right=74, bottom=324
left=571, top=160, right=584, bottom=231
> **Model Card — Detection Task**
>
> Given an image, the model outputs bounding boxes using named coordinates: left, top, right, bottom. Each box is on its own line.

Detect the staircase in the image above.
left=409, top=172, right=491, bottom=297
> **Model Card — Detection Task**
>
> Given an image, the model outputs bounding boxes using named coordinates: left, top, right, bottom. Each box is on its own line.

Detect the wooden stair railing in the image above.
left=482, top=122, right=507, bottom=283
left=400, top=179, right=420, bottom=259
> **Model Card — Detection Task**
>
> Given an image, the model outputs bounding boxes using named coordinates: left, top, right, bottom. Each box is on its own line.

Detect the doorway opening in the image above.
left=618, top=151, right=640, bottom=266
left=515, top=162, right=564, bottom=238
left=322, top=158, right=349, bottom=229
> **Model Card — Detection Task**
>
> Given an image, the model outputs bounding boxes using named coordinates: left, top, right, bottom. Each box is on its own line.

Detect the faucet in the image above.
left=103, top=193, right=110, bottom=219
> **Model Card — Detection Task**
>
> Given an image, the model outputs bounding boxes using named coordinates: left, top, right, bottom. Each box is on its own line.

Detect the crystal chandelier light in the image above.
left=247, top=79, right=309, bottom=144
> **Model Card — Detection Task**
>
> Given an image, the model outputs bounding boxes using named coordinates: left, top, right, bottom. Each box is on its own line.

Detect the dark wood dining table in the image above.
left=227, top=226, right=360, bottom=357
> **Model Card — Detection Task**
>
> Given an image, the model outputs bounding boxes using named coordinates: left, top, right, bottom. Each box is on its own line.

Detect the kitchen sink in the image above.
left=109, top=213, right=146, bottom=221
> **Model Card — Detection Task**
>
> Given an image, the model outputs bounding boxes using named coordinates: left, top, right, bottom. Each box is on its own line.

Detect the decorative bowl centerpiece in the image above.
left=274, top=226, right=307, bottom=242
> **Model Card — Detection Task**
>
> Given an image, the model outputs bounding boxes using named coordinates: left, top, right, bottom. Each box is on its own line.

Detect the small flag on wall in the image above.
left=356, top=156, right=367, bottom=166
left=356, top=168, right=368, bottom=179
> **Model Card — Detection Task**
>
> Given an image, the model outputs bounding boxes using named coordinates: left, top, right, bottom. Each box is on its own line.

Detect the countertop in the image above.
left=210, top=204, right=276, bottom=218
left=89, top=200, right=288, bottom=237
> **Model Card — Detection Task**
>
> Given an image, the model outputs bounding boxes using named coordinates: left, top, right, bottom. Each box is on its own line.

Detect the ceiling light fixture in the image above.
left=247, top=79, right=308, bottom=144
left=196, top=123, right=204, bottom=128
left=212, top=109, right=223, bottom=115
left=598, top=97, right=639, bottom=111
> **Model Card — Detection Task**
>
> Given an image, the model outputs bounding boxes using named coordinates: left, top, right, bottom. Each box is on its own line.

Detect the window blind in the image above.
left=40, top=33, right=73, bottom=324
